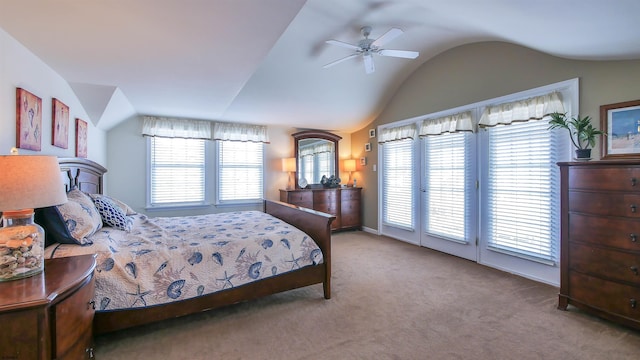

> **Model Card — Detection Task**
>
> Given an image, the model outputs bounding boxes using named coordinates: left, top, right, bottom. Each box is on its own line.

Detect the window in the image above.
left=149, top=137, right=206, bottom=206
left=217, top=141, right=264, bottom=203
left=382, top=138, right=415, bottom=230
left=423, top=132, right=473, bottom=242
left=483, top=119, right=560, bottom=263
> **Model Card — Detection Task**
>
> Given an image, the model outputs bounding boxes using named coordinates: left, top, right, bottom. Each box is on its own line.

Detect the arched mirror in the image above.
left=293, top=130, right=341, bottom=189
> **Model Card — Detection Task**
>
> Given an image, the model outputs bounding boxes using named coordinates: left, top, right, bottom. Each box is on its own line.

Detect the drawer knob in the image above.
left=632, top=233, right=638, bottom=242
left=632, top=178, right=638, bottom=187
left=631, top=299, right=637, bottom=309
left=631, top=204, right=637, bottom=213
left=631, top=266, right=639, bottom=275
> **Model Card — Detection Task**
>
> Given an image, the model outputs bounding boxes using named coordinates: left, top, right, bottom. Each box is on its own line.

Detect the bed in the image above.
left=38, top=157, right=335, bottom=335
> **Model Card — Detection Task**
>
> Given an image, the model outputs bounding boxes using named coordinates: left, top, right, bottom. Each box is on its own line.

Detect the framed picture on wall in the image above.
left=16, top=88, right=42, bottom=151
left=52, top=98, right=69, bottom=149
left=76, top=118, right=88, bottom=158
left=365, top=142, right=371, bottom=152
left=601, top=99, right=640, bottom=159
left=369, top=128, right=376, bottom=138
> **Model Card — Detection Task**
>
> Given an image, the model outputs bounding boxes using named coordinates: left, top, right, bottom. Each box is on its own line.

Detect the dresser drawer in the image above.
left=569, top=242, right=640, bottom=284
left=570, top=166, right=640, bottom=192
left=569, top=213, right=640, bottom=251
left=569, top=272, right=640, bottom=321
left=54, top=275, right=95, bottom=358
left=341, top=188, right=361, bottom=201
left=281, top=191, right=312, bottom=208
left=569, top=191, right=640, bottom=217
left=313, top=190, right=338, bottom=206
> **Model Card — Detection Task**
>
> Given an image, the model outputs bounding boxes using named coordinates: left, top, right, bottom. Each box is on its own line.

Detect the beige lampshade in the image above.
left=282, top=157, right=296, bottom=173
left=0, top=155, right=68, bottom=212
left=344, top=159, right=356, bottom=173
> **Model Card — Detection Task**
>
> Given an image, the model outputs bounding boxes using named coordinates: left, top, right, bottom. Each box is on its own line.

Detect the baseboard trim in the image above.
left=361, top=226, right=378, bottom=235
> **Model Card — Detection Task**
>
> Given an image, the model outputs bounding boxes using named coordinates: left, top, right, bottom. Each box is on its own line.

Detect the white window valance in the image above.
left=299, top=142, right=334, bottom=157
left=420, top=111, right=474, bottom=136
left=478, top=91, right=564, bottom=127
left=212, top=122, right=269, bottom=143
left=142, top=116, right=212, bottom=139
left=378, top=124, right=417, bottom=144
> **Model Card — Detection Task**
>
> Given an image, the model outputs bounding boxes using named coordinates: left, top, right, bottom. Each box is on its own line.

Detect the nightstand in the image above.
left=0, top=254, right=97, bottom=359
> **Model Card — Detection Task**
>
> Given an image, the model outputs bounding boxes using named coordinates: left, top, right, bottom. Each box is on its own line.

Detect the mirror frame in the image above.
left=293, top=130, right=342, bottom=189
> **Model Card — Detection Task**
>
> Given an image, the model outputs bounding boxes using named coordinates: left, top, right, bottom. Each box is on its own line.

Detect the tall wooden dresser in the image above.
left=280, top=187, right=362, bottom=231
left=558, top=161, right=640, bottom=330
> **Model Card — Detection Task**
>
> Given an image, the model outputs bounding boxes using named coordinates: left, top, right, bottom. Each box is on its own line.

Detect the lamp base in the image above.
left=0, top=209, right=45, bottom=281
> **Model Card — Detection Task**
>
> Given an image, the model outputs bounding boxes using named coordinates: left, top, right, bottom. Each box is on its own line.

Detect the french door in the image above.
left=420, top=132, right=478, bottom=261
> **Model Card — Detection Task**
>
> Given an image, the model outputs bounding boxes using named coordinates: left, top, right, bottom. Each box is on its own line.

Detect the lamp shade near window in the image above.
left=0, top=155, right=67, bottom=281
left=282, top=157, right=296, bottom=173
left=344, top=159, right=356, bottom=186
left=344, top=159, right=356, bottom=173
left=282, top=157, right=296, bottom=190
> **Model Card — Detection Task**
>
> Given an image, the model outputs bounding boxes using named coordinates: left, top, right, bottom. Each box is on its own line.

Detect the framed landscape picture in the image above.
left=601, top=99, right=640, bottom=159
left=76, top=118, right=88, bottom=158
left=16, top=88, right=42, bottom=151
left=52, top=98, right=69, bottom=149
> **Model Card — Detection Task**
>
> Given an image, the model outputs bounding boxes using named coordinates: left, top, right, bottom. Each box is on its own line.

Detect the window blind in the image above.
left=382, top=138, right=415, bottom=230
left=423, top=132, right=472, bottom=242
left=218, top=141, right=264, bottom=202
left=485, top=119, right=560, bottom=263
left=150, top=137, right=205, bottom=205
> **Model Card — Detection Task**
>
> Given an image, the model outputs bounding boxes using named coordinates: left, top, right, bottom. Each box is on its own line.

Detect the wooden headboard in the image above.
left=58, top=157, right=107, bottom=194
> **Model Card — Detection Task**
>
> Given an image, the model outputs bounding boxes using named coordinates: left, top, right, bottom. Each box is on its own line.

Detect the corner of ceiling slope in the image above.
left=70, top=82, right=137, bottom=131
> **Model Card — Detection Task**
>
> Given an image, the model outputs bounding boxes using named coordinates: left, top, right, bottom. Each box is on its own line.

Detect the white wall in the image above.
left=0, top=27, right=106, bottom=163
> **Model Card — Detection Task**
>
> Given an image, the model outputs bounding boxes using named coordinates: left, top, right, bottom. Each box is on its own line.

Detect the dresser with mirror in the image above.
left=280, top=130, right=361, bottom=231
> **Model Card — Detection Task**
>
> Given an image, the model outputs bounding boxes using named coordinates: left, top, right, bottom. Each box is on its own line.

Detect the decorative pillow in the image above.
left=91, top=195, right=133, bottom=231
left=89, top=194, right=136, bottom=215
left=35, top=189, right=102, bottom=245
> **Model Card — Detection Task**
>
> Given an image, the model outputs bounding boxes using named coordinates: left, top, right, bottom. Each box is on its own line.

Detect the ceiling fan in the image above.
left=323, top=26, right=419, bottom=74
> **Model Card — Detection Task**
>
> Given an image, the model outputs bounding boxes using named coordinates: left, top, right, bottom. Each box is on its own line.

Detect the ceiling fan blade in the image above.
left=371, top=27, right=403, bottom=47
left=323, top=53, right=359, bottom=69
left=378, top=49, right=419, bottom=59
left=363, top=54, right=375, bottom=74
left=326, top=39, right=361, bottom=51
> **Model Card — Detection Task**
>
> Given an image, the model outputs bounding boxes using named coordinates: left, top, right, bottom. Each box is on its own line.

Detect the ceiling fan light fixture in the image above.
left=324, top=26, right=419, bottom=74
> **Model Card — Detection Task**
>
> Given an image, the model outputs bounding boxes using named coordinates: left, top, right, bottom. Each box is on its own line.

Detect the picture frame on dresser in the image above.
left=600, top=98, right=640, bottom=159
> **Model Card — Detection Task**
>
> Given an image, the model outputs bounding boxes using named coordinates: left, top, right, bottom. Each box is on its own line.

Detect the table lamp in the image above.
left=282, top=157, right=296, bottom=190
left=0, top=154, right=67, bottom=281
left=344, top=159, right=356, bottom=186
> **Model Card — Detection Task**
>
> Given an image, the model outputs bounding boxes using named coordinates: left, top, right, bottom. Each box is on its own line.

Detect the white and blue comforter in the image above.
left=46, top=211, right=323, bottom=311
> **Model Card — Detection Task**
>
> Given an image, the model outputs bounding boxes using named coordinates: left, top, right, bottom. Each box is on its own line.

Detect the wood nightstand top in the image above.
left=0, top=254, right=96, bottom=312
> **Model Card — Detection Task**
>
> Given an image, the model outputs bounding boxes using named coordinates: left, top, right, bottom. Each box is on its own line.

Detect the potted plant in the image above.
left=547, top=112, right=606, bottom=160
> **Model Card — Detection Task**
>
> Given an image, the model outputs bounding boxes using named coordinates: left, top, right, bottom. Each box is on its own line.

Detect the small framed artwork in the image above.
left=364, top=142, right=372, bottom=152
left=16, top=88, right=42, bottom=151
left=360, top=157, right=367, bottom=166
left=52, top=98, right=69, bottom=149
left=369, top=128, right=376, bottom=138
left=601, top=99, right=640, bottom=159
left=76, top=118, right=88, bottom=158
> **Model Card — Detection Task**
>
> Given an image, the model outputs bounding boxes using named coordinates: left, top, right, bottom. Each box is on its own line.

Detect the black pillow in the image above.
left=34, top=206, right=79, bottom=247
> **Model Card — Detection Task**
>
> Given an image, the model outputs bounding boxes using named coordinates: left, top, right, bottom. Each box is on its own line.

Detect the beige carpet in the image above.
left=95, top=231, right=640, bottom=359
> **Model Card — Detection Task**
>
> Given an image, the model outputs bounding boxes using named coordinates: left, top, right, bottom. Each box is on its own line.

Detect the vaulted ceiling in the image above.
left=1, top=0, right=639, bottom=133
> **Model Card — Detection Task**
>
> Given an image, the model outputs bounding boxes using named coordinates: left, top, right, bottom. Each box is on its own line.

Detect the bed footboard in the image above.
left=264, top=200, right=335, bottom=299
